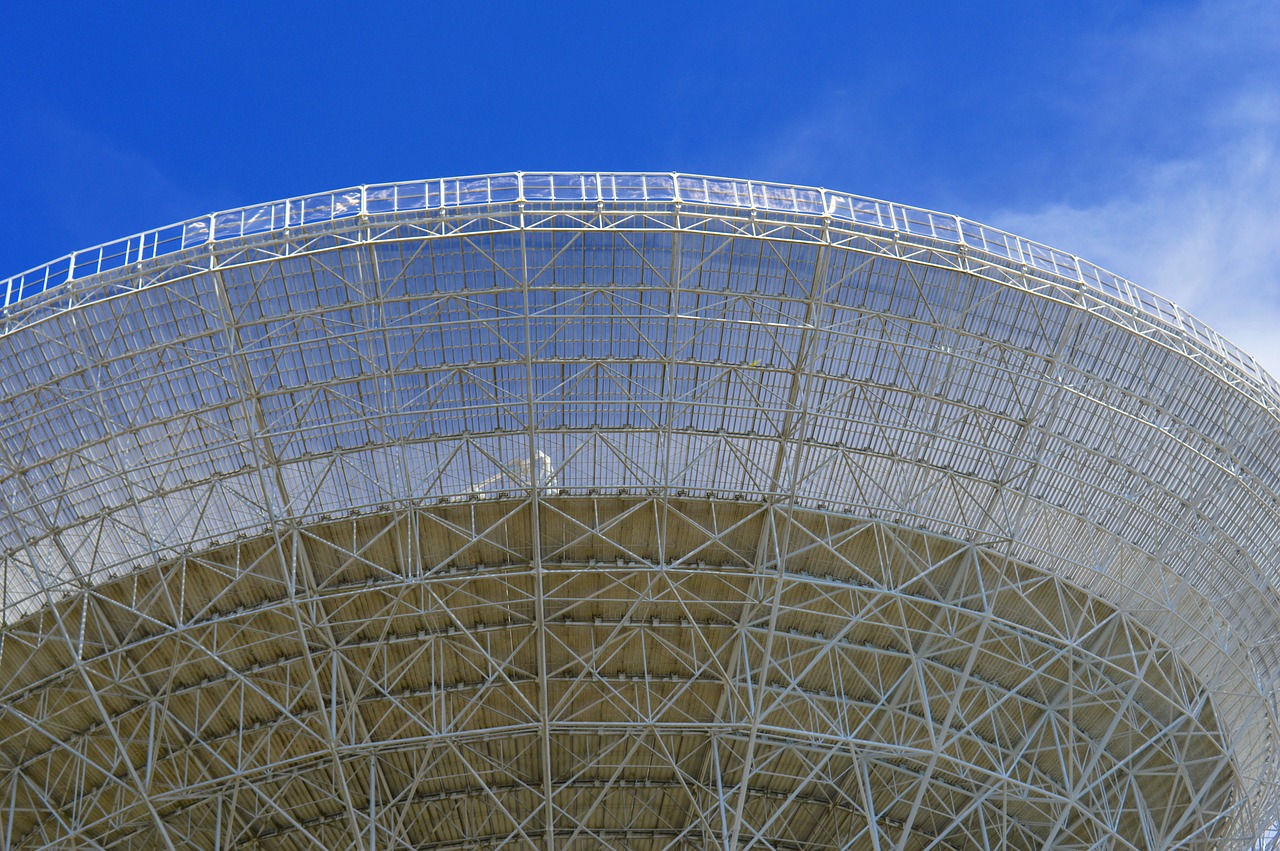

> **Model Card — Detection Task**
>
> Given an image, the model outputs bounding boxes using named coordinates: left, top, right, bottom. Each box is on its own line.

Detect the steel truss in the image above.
left=0, top=174, right=1278, bottom=850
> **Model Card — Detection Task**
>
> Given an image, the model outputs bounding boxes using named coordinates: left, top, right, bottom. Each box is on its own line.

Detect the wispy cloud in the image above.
left=990, top=0, right=1280, bottom=376
left=729, top=86, right=877, bottom=189
left=2, top=107, right=208, bottom=275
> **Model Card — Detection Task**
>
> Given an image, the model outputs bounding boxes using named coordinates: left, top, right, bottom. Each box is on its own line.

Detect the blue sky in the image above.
left=2, top=1, right=1278, bottom=371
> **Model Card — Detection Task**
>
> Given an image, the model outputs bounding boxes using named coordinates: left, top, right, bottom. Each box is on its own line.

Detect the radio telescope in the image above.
left=0, top=173, right=1277, bottom=850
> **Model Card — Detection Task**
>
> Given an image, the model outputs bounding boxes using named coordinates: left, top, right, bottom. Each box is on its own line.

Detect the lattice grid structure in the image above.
left=0, top=173, right=1278, bottom=850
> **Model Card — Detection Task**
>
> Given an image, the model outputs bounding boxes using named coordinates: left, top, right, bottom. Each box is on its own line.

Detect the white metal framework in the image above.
left=0, top=173, right=1278, bottom=850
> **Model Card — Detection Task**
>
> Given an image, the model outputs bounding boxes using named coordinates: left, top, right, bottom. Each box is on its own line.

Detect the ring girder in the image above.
left=0, top=503, right=1238, bottom=849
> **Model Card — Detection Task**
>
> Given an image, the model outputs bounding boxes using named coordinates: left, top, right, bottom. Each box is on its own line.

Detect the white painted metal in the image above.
left=0, top=174, right=1277, bottom=850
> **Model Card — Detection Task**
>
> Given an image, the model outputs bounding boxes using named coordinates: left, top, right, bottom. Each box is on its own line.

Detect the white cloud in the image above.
left=996, top=119, right=1280, bottom=375
left=989, top=1, right=1280, bottom=378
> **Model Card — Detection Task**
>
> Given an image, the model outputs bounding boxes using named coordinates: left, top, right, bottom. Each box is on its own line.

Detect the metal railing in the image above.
left=1, top=171, right=1273, bottom=392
